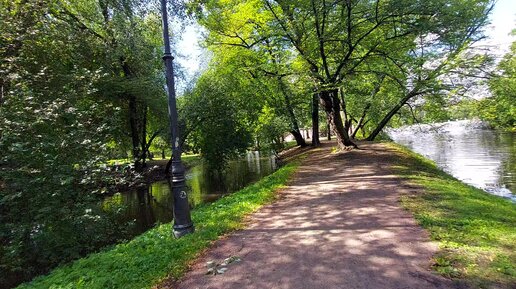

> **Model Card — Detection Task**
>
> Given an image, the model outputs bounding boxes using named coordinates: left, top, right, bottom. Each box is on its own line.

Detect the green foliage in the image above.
left=481, top=32, right=516, bottom=130
left=447, top=98, right=480, bottom=121
left=0, top=0, right=172, bottom=286
left=192, top=0, right=494, bottom=144
left=16, top=161, right=299, bottom=289
left=255, top=106, right=291, bottom=151
left=149, top=136, right=169, bottom=158
left=179, top=62, right=266, bottom=170
left=191, top=0, right=318, bottom=147
left=0, top=0, right=502, bottom=286
left=388, top=143, right=516, bottom=288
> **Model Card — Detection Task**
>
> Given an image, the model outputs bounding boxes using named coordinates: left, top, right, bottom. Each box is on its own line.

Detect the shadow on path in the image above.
left=161, top=142, right=458, bottom=289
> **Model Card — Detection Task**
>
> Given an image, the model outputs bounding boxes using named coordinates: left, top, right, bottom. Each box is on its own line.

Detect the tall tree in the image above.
left=190, top=0, right=493, bottom=148
left=265, top=0, right=493, bottom=147
left=191, top=0, right=309, bottom=146
left=55, top=0, right=173, bottom=169
left=480, top=30, right=516, bottom=130
left=0, top=0, right=179, bottom=286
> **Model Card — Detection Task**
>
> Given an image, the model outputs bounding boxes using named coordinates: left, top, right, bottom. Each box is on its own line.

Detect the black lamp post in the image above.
left=160, top=0, right=194, bottom=238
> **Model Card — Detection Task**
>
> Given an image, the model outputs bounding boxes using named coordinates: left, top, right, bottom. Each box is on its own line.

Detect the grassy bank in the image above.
left=107, top=154, right=201, bottom=167
left=17, top=161, right=300, bottom=289
left=387, top=143, right=516, bottom=288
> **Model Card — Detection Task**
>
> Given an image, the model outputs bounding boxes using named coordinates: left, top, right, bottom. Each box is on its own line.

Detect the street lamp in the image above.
left=160, top=0, right=194, bottom=238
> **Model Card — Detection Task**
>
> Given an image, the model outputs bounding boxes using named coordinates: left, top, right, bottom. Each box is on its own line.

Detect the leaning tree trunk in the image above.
left=311, top=92, right=320, bottom=146
left=290, top=129, right=306, bottom=147
left=366, top=92, right=415, bottom=141
left=351, top=104, right=370, bottom=139
left=320, top=89, right=355, bottom=148
left=354, top=75, right=383, bottom=139
left=165, top=155, right=173, bottom=176
left=339, top=88, right=353, bottom=136
left=278, top=77, right=306, bottom=147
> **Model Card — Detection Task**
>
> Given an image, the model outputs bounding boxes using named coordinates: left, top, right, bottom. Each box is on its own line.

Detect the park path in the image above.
left=161, top=142, right=456, bottom=289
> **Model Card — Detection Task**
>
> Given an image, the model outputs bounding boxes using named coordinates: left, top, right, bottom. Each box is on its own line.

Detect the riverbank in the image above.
left=16, top=142, right=515, bottom=289
left=164, top=141, right=514, bottom=289
left=101, top=154, right=202, bottom=193
left=388, top=143, right=516, bottom=288
left=15, top=158, right=300, bottom=289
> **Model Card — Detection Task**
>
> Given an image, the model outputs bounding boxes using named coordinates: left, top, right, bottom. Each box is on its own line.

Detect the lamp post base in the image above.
left=173, top=224, right=195, bottom=238
left=168, top=160, right=194, bottom=238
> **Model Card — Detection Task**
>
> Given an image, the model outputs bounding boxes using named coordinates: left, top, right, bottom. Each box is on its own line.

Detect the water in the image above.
left=387, top=120, right=516, bottom=201
left=102, top=151, right=277, bottom=235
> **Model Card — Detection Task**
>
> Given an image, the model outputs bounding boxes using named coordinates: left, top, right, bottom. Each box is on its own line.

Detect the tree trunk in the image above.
left=264, top=40, right=306, bottom=147
left=143, top=128, right=161, bottom=163
left=339, top=88, right=353, bottom=136
left=290, top=129, right=306, bottom=147
left=366, top=92, right=416, bottom=141
left=320, top=89, right=355, bottom=148
left=122, top=59, right=146, bottom=171
left=139, top=105, right=148, bottom=168
left=165, top=155, right=173, bottom=175
left=351, top=104, right=370, bottom=139
left=278, top=77, right=306, bottom=147
left=311, top=92, right=320, bottom=146
left=327, top=121, right=331, bottom=140
left=0, top=78, right=5, bottom=107
left=128, top=94, right=142, bottom=171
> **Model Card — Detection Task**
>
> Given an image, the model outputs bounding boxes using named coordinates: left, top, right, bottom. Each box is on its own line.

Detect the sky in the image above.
left=175, top=24, right=205, bottom=81
left=477, top=0, right=516, bottom=56
left=174, top=0, right=516, bottom=78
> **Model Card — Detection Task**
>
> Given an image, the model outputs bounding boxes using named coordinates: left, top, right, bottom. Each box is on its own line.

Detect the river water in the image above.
left=102, top=151, right=277, bottom=235
left=387, top=120, right=516, bottom=201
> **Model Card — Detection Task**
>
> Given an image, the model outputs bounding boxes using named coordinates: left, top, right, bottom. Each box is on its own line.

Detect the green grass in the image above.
left=387, top=143, right=516, bottom=288
left=106, top=154, right=201, bottom=167
left=17, top=161, right=300, bottom=289
left=146, top=154, right=202, bottom=168
left=282, top=140, right=298, bottom=151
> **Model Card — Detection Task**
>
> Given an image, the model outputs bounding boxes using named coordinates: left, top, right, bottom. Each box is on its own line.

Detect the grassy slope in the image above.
left=387, top=143, right=516, bottom=288
left=17, top=161, right=299, bottom=289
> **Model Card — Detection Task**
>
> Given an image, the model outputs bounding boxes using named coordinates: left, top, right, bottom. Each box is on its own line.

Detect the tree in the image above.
left=481, top=30, right=516, bottom=130
left=268, top=0, right=494, bottom=145
left=190, top=0, right=310, bottom=147
left=53, top=0, right=178, bottom=169
left=0, top=1, right=125, bottom=285
left=180, top=64, right=259, bottom=170
left=255, top=106, right=292, bottom=151
left=191, top=0, right=493, bottom=147
left=0, top=0, right=180, bottom=286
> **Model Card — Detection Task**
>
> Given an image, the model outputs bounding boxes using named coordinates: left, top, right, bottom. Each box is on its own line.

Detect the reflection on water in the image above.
left=102, top=151, right=277, bottom=235
left=387, top=120, right=515, bottom=201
